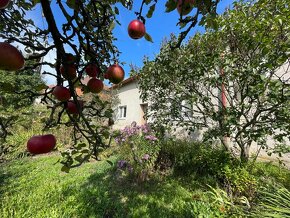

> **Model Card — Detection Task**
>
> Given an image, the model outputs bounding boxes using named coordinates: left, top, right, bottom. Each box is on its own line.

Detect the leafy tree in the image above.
left=0, top=0, right=220, bottom=169
left=139, top=0, right=290, bottom=163
left=0, top=58, right=44, bottom=159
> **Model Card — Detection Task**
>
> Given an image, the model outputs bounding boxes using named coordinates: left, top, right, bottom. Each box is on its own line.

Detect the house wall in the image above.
left=113, top=80, right=145, bottom=129
left=112, top=66, right=290, bottom=164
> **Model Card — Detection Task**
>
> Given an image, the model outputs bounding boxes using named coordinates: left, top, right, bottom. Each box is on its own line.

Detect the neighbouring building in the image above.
left=111, top=76, right=148, bottom=130
left=111, top=63, right=290, bottom=165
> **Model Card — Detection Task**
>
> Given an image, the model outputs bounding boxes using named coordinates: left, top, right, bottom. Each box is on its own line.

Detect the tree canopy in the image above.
left=138, top=0, right=290, bottom=162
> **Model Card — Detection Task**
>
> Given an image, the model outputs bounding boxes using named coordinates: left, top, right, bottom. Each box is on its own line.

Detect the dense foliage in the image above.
left=139, top=0, right=290, bottom=163
left=0, top=61, right=44, bottom=160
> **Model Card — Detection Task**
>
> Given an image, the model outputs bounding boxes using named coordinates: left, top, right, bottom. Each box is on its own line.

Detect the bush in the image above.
left=2, top=105, right=74, bottom=161
left=156, top=139, right=237, bottom=177
left=222, top=166, right=257, bottom=200
left=115, top=122, right=160, bottom=182
left=252, top=162, right=290, bottom=190
left=156, top=139, right=260, bottom=200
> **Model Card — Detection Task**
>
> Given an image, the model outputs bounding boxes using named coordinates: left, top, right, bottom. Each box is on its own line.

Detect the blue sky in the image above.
left=113, top=0, right=234, bottom=78
left=28, top=1, right=234, bottom=85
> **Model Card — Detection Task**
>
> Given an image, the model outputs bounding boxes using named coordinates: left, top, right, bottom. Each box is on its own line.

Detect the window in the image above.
left=118, top=106, right=127, bottom=119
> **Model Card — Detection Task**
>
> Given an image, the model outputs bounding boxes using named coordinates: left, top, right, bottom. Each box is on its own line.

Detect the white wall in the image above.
left=113, top=80, right=145, bottom=129
left=112, top=70, right=290, bottom=163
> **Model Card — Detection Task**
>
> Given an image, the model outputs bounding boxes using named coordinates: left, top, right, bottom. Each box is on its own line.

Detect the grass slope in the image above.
left=2, top=154, right=290, bottom=218
left=0, top=154, right=222, bottom=218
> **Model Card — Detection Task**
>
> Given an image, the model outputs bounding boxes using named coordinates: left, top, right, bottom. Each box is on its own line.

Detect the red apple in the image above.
left=128, top=20, right=146, bottom=39
left=177, top=0, right=194, bottom=16
left=85, top=64, right=100, bottom=77
left=0, top=0, right=10, bottom=9
left=52, top=86, right=71, bottom=101
left=87, top=78, right=103, bottom=93
left=0, top=42, right=25, bottom=71
left=66, top=100, right=84, bottom=114
left=27, top=134, right=56, bottom=155
left=106, top=64, right=125, bottom=84
left=60, top=64, right=77, bottom=80
left=64, top=53, right=76, bottom=64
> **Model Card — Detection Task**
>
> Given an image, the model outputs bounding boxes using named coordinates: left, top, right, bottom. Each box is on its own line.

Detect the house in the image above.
left=111, top=76, right=148, bottom=130
left=111, top=64, right=290, bottom=165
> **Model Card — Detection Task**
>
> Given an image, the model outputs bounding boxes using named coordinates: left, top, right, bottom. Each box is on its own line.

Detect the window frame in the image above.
left=118, top=105, right=127, bottom=119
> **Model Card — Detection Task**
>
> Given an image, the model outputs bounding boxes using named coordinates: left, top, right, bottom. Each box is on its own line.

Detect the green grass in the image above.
left=1, top=153, right=290, bottom=218
left=0, top=154, right=230, bottom=218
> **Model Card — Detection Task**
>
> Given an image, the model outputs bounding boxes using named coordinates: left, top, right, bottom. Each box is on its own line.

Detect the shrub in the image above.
left=251, top=162, right=290, bottom=190
left=222, top=166, right=257, bottom=200
left=156, top=139, right=259, bottom=200
left=2, top=105, right=74, bottom=161
left=115, top=122, right=160, bottom=182
left=156, top=139, right=236, bottom=177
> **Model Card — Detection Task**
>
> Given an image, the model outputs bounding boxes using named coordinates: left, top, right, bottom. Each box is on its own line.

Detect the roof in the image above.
left=48, top=84, right=56, bottom=89
left=81, top=76, right=110, bottom=91
left=110, top=75, right=139, bottom=90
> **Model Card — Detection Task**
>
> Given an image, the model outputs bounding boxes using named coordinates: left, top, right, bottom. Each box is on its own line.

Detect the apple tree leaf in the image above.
left=66, top=0, right=77, bottom=10
left=144, top=32, right=153, bottom=43
left=61, top=165, right=70, bottom=173
left=109, top=22, right=116, bottom=32
left=165, top=0, right=177, bottom=13
left=106, top=160, right=114, bottom=166
left=144, top=0, right=152, bottom=5
left=31, top=0, right=41, bottom=7
left=146, top=4, right=156, bottom=18
left=114, top=6, right=119, bottom=15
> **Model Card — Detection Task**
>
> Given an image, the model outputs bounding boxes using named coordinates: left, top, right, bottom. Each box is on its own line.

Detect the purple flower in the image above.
left=142, top=154, right=150, bottom=161
left=140, top=125, right=149, bottom=134
left=115, top=136, right=126, bottom=144
left=117, top=160, right=127, bottom=169
left=145, top=135, right=158, bottom=141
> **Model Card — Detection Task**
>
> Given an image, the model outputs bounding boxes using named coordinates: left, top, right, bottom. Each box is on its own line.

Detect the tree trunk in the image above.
left=240, top=145, right=250, bottom=164
left=221, top=136, right=230, bottom=151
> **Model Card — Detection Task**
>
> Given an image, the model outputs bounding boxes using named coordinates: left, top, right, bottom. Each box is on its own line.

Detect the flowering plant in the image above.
left=115, top=122, right=160, bottom=182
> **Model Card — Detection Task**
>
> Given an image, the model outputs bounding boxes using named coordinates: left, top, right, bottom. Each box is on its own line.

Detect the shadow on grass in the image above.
left=65, top=167, right=200, bottom=218
left=0, top=165, right=11, bottom=193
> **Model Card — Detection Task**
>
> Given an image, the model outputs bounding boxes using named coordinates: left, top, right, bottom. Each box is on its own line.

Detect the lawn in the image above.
left=1, top=151, right=290, bottom=218
left=0, top=154, right=222, bottom=218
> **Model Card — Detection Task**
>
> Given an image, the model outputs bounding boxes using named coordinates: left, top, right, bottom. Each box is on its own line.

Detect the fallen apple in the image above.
left=27, top=134, right=56, bottom=154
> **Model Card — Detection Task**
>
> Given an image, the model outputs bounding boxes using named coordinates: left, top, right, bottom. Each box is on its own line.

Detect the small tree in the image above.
left=139, top=0, right=290, bottom=163
left=0, top=58, right=45, bottom=159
